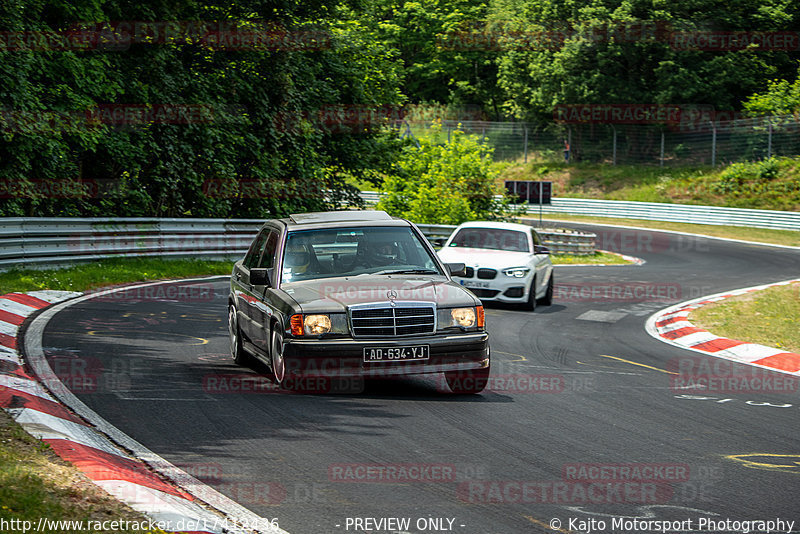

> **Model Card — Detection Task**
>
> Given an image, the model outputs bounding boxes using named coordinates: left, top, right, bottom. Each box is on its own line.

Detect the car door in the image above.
left=249, top=228, right=281, bottom=353
left=234, top=228, right=271, bottom=342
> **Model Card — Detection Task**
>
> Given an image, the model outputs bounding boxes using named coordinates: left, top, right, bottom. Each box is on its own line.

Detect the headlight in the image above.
left=304, top=314, right=332, bottom=335
left=502, top=267, right=530, bottom=278
left=450, top=308, right=476, bottom=328
left=437, top=307, right=484, bottom=331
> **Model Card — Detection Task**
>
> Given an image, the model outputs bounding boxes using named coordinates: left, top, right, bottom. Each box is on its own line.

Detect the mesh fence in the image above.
left=398, top=114, right=800, bottom=165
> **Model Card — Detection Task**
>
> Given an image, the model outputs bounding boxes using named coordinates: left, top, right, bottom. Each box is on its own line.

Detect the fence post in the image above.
left=612, top=125, right=617, bottom=165
left=521, top=125, right=528, bottom=163
left=710, top=121, right=716, bottom=166
left=447, top=126, right=451, bottom=143
left=767, top=117, right=772, bottom=159
left=568, top=126, right=572, bottom=162
left=660, top=131, right=665, bottom=168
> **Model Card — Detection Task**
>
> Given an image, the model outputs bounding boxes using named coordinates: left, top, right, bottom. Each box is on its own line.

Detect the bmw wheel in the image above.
left=522, top=276, right=537, bottom=311
left=538, top=273, right=554, bottom=306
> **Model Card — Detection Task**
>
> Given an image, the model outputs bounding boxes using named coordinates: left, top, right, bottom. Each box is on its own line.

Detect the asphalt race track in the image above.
left=32, top=223, right=800, bottom=534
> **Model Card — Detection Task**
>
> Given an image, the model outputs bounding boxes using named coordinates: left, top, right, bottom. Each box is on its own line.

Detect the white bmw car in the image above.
left=437, top=221, right=554, bottom=310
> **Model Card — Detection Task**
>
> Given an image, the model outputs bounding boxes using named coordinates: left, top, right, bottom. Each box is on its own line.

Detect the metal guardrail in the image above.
left=1, top=217, right=597, bottom=270
left=539, top=198, right=800, bottom=230
left=0, top=218, right=262, bottom=269
left=361, top=192, right=800, bottom=231
left=522, top=225, right=596, bottom=254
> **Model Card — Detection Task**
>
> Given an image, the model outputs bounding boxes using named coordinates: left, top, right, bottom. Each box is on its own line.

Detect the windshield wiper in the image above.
left=374, top=269, right=440, bottom=275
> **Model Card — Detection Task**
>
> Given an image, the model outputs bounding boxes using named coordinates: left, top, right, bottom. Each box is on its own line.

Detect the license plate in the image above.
left=464, top=281, right=489, bottom=288
left=363, top=345, right=430, bottom=363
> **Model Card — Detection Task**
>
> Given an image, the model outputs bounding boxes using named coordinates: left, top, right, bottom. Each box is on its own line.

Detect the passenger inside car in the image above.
left=364, top=239, right=401, bottom=266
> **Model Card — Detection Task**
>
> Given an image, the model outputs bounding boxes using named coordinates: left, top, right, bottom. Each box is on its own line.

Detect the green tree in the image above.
left=0, top=0, right=404, bottom=218
left=495, top=0, right=800, bottom=121
left=365, top=0, right=503, bottom=118
left=743, top=64, right=800, bottom=115
left=378, top=124, right=510, bottom=224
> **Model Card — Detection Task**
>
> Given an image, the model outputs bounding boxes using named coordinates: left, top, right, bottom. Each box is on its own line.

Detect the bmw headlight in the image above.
left=502, top=267, right=530, bottom=278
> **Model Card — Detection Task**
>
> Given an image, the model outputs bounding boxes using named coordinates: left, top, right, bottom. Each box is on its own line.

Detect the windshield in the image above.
left=281, top=226, right=442, bottom=282
left=448, top=228, right=530, bottom=252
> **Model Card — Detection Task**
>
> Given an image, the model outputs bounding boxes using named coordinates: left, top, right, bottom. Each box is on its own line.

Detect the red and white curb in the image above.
left=646, top=279, right=800, bottom=375
left=0, top=286, right=283, bottom=534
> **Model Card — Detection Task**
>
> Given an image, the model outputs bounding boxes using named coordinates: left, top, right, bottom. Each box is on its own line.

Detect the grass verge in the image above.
left=690, top=282, right=800, bottom=354
left=551, top=251, right=634, bottom=265
left=0, top=257, right=233, bottom=295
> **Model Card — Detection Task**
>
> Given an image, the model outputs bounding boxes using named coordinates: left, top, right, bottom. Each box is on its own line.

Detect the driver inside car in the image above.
left=283, top=241, right=312, bottom=280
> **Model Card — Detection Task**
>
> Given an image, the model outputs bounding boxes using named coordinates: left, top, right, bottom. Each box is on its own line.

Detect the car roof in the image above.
left=454, top=221, right=536, bottom=233
left=274, top=210, right=411, bottom=231
left=288, top=210, right=393, bottom=224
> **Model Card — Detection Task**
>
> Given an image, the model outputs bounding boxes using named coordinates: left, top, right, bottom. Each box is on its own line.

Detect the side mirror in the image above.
left=445, top=262, right=467, bottom=277
left=250, top=267, right=271, bottom=287
left=534, top=245, right=551, bottom=255
left=432, top=237, right=447, bottom=248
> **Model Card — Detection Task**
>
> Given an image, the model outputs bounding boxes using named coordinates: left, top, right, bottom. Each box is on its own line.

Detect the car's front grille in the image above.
left=477, top=268, right=497, bottom=280
left=467, top=288, right=500, bottom=298
left=350, top=303, right=436, bottom=337
left=463, top=267, right=474, bottom=278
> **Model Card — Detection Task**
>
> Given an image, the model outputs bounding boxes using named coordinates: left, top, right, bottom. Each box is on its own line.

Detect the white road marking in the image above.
left=576, top=310, right=628, bottom=323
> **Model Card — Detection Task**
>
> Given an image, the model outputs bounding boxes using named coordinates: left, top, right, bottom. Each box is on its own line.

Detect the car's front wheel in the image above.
left=228, top=306, right=249, bottom=366
left=444, top=364, right=490, bottom=394
left=271, top=324, right=286, bottom=385
left=522, top=276, right=537, bottom=311
left=538, top=272, right=554, bottom=306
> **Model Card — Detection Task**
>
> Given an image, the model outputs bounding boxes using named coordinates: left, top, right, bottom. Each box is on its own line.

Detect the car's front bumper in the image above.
left=281, top=332, right=489, bottom=378
left=455, top=275, right=533, bottom=303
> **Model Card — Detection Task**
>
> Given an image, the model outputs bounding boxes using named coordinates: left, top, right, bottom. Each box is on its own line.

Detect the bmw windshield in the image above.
left=448, top=228, right=530, bottom=252
left=280, top=226, right=443, bottom=283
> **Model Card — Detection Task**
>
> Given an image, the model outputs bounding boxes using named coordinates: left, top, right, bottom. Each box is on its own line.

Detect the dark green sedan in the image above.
left=228, top=210, right=490, bottom=394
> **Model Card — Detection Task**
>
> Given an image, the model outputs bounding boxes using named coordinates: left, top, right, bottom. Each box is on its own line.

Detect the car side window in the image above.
left=244, top=230, right=269, bottom=269
left=258, top=230, right=280, bottom=268
left=531, top=230, right=541, bottom=246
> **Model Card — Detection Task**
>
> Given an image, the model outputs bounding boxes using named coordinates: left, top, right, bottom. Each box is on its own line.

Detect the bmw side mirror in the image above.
left=250, top=268, right=271, bottom=287
left=534, top=245, right=551, bottom=255
left=445, top=263, right=467, bottom=277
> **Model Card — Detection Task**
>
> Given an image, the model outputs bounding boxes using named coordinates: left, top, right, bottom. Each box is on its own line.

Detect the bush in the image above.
left=713, top=157, right=780, bottom=194
left=377, top=125, right=512, bottom=224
